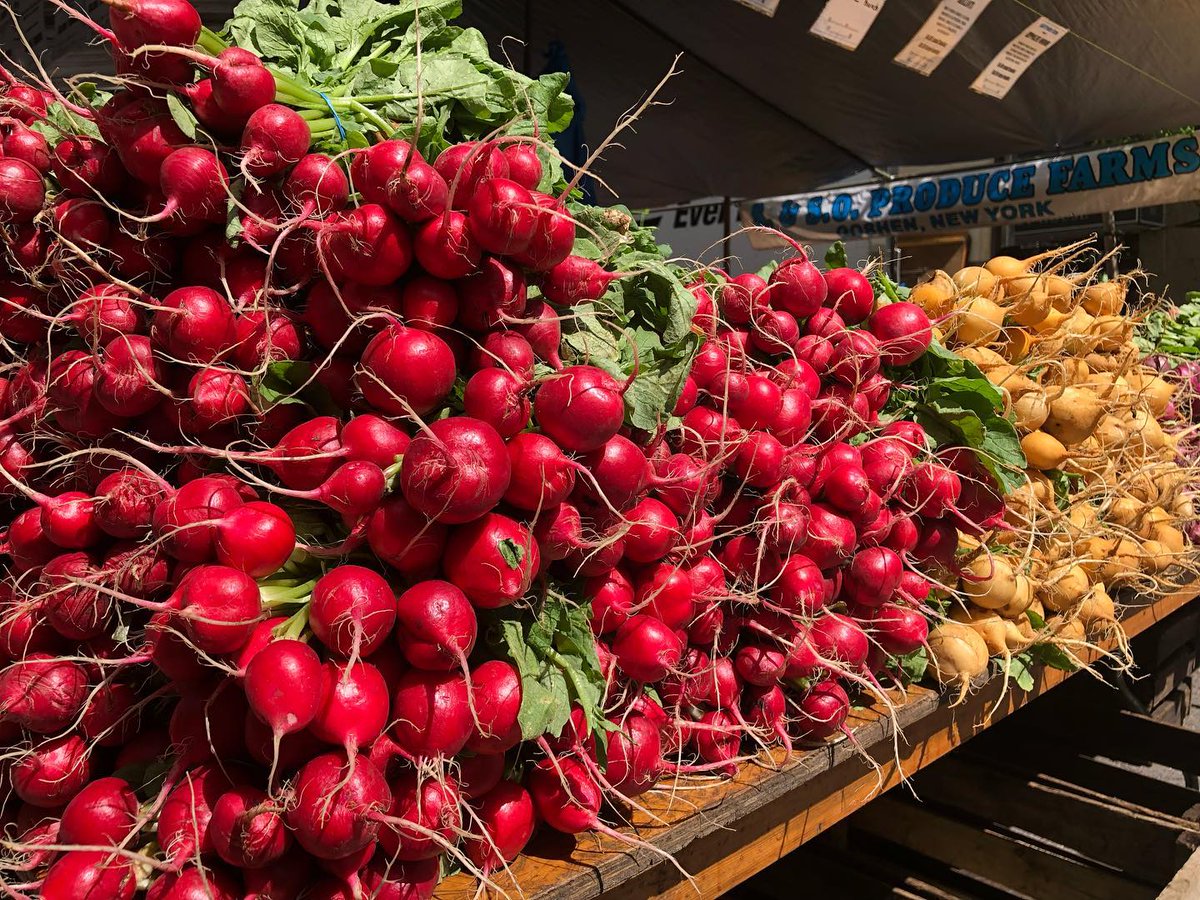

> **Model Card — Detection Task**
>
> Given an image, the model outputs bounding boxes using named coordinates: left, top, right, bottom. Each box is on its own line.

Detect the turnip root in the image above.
left=927, top=622, right=989, bottom=692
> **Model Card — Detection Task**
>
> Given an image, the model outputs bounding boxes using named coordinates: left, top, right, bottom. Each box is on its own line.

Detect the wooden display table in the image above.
left=437, top=582, right=1200, bottom=899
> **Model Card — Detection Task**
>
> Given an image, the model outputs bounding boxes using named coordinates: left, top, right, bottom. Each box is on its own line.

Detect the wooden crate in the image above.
left=734, top=672, right=1200, bottom=900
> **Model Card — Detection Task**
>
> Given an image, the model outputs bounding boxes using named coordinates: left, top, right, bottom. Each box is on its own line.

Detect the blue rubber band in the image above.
left=316, top=90, right=347, bottom=141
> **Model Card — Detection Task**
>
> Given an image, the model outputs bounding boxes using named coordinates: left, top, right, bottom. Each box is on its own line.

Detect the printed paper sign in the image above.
left=809, top=0, right=886, bottom=51
left=971, top=15, right=1068, bottom=99
left=894, top=0, right=993, bottom=75
left=732, top=0, right=781, bottom=16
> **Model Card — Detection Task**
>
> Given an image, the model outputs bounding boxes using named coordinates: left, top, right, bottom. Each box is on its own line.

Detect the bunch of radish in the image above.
left=0, top=0, right=1015, bottom=894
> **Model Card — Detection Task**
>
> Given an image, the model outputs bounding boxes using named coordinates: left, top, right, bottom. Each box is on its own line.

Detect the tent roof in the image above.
left=460, top=0, right=1200, bottom=207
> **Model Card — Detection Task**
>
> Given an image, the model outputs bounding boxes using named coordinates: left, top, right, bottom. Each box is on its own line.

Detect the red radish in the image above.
left=770, top=256, right=828, bottom=317
left=623, top=498, right=679, bottom=563
left=51, top=135, right=125, bottom=194
left=366, top=496, right=447, bottom=580
left=94, top=333, right=166, bottom=416
left=511, top=195, right=575, bottom=271
left=311, top=660, right=390, bottom=750
left=436, top=141, right=508, bottom=207
left=823, top=268, right=875, bottom=323
left=534, top=365, right=627, bottom=453
left=472, top=330, right=536, bottom=378
left=357, top=323, right=457, bottom=417
left=730, top=430, right=786, bottom=489
left=0, top=158, right=44, bottom=223
left=79, top=681, right=138, bottom=746
left=287, top=751, right=390, bottom=859
left=843, top=546, right=903, bottom=607
left=902, top=462, right=962, bottom=518
left=340, top=415, right=410, bottom=470
left=0, top=84, right=47, bottom=123
left=820, top=462, right=871, bottom=513
left=541, top=255, right=618, bottom=306
left=0, top=653, right=89, bottom=734
left=391, top=668, right=473, bottom=758
left=41, top=552, right=110, bottom=640
left=12, top=733, right=90, bottom=806
left=503, top=432, right=576, bottom=511
left=177, top=564, right=262, bottom=654
left=68, top=285, right=142, bottom=345
left=153, top=476, right=245, bottom=562
left=107, top=0, right=202, bottom=49
left=468, top=177, right=536, bottom=254
left=413, top=211, right=482, bottom=279
left=241, top=104, right=312, bottom=177
left=395, top=580, right=477, bottom=670
left=310, top=565, right=396, bottom=659
left=378, top=773, right=463, bottom=861
left=466, top=780, right=536, bottom=872
left=359, top=857, right=440, bottom=899
left=147, top=866, right=240, bottom=900
left=811, top=612, right=869, bottom=669
left=533, top=501, right=584, bottom=561
left=210, top=786, right=291, bottom=869
left=735, top=645, right=787, bottom=687
left=613, top=615, right=683, bottom=682
left=400, top=275, right=458, bottom=329
left=458, top=751, right=507, bottom=798
left=58, top=776, right=138, bottom=845
left=284, top=153, right=350, bottom=217
left=41, top=851, right=136, bottom=900
left=868, top=300, right=933, bottom=366
left=213, top=501, right=295, bottom=577
left=386, top=158, right=450, bottom=222
left=398, top=416, right=511, bottom=524
left=458, top=256, right=527, bottom=331
left=680, top=406, right=742, bottom=459
left=528, top=756, right=603, bottom=834
left=444, top=513, right=539, bottom=608
left=579, top=435, right=650, bottom=510
left=152, top=285, right=235, bottom=362
left=146, top=147, right=229, bottom=229
left=352, top=138, right=417, bottom=201
left=634, top=562, right=694, bottom=629
left=603, top=714, right=663, bottom=797
left=719, top=272, right=767, bottom=324
left=242, top=852, right=317, bottom=900
left=771, top=554, right=825, bottom=614
left=318, top=203, right=413, bottom=286
left=503, top=143, right=543, bottom=189
left=464, top=368, right=531, bottom=439
left=466, top=659, right=523, bottom=753
left=750, top=308, right=800, bottom=355
left=730, top=374, right=782, bottom=430
left=157, top=766, right=232, bottom=863
left=245, top=637, right=322, bottom=739
left=207, top=46, right=276, bottom=118
left=52, top=196, right=109, bottom=244
left=794, top=680, right=850, bottom=739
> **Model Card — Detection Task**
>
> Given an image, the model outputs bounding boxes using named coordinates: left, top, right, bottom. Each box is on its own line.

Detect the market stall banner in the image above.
left=741, top=132, right=1200, bottom=240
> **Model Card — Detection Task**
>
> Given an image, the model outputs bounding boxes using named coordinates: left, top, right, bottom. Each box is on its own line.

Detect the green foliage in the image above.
left=885, top=339, right=1027, bottom=493
left=224, top=0, right=572, bottom=154
left=1136, top=295, right=1200, bottom=359
left=484, top=593, right=608, bottom=748
left=564, top=205, right=701, bottom=432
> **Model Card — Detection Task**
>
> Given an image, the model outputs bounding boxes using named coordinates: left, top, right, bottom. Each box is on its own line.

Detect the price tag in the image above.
left=732, top=0, right=781, bottom=16
left=971, top=15, right=1068, bottom=99
left=894, top=0, right=993, bottom=76
left=809, top=0, right=886, bottom=51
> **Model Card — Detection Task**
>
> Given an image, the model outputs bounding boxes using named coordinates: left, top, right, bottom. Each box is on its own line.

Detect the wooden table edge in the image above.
left=437, top=579, right=1200, bottom=899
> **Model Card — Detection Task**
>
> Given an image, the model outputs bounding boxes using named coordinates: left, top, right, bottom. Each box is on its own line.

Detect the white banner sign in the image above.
left=809, top=0, right=886, bottom=50
left=741, top=132, right=1200, bottom=240
left=731, top=0, right=781, bottom=16
left=971, top=15, right=1068, bottom=99
left=894, top=0, right=992, bottom=75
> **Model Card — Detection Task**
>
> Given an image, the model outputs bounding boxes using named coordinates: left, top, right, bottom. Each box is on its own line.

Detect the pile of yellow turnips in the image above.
left=910, top=245, right=1194, bottom=694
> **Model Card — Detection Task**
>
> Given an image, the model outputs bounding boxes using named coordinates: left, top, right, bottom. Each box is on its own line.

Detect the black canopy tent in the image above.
left=458, top=0, right=1200, bottom=208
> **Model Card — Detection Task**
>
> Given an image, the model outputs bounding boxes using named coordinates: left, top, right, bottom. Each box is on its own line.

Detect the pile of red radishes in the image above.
left=0, top=0, right=1010, bottom=895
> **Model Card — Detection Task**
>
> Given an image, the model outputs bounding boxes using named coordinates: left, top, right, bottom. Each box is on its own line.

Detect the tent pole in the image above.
left=722, top=195, right=732, bottom=264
